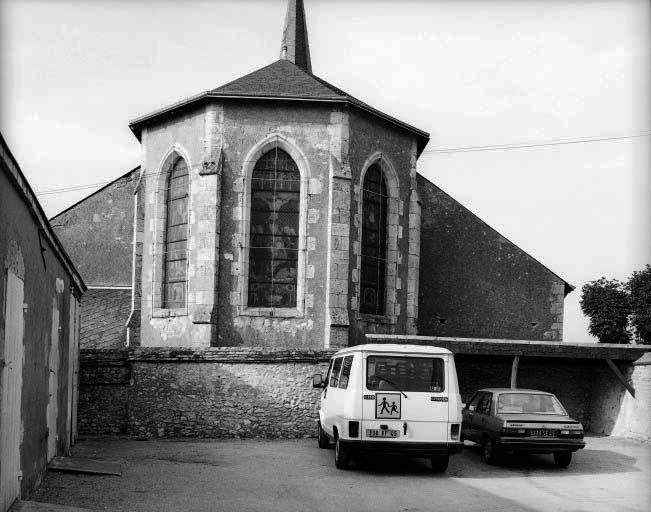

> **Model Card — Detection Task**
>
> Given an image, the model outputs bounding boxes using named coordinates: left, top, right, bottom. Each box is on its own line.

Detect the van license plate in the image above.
left=366, top=429, right=399, bottom=438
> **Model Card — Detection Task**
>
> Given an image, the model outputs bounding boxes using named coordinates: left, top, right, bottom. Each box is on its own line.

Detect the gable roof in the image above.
left=50, top=166, right=139, bottom=221
left=0, top=132, right=87, bottom=294
left=210, top=59, right=340, bottom=99
left=416, top=172, right=575, bottom=295
left=129, top=60, right=430, bottom=154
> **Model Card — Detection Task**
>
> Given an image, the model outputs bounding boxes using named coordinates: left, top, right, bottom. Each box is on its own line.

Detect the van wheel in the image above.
left=334, top=435, right=351, bottom=470
left=317, top=422, right=329, bottom=449
left=554, top=451, right=572, bottom=468
left=430, top=455, right=449, bottom=473
left=482, top=436, right=501, bottom=465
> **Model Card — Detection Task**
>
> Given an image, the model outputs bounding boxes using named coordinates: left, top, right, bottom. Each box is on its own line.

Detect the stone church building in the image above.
left=54, top=0, right=572, bottom=352
left=47, top=1, right=651, bottom=443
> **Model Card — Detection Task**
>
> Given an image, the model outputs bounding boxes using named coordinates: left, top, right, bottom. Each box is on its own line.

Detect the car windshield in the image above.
left=366, top=356, right=444, bottom=393
left=496, top=392, right=567, bottom=415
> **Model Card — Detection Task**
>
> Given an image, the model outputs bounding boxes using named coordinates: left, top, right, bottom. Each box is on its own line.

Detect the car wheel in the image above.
left=334, top=435, right=351, bottom=470
left=317, top=421, right=329, bottom=449
left=430, top=455, right=449, bottom=473
left=482, top=436, right=501, bottom=465
left=554, top=451, right=572, bottom=468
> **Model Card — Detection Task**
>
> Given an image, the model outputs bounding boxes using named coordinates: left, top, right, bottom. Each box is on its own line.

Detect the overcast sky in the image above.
left=1, top=0, right=649, bottom=343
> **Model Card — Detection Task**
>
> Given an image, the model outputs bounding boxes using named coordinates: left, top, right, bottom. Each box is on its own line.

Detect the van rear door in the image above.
left=361, top=352, right=450, bottom=443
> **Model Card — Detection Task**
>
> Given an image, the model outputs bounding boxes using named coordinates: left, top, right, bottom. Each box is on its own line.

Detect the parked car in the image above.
left=312, top=343, right=463, bottom=472
left=461, top=388, right=585, bottom=467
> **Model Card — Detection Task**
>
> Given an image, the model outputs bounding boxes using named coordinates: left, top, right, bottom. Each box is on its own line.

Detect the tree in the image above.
left=627, top=264, right=651, bottom=344
left=580, top=277, right=631, bottom=344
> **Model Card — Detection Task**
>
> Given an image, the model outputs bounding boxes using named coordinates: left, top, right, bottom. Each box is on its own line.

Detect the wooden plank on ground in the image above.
left=48, top=457, right=122, bottom=476
left=11, top=501, right=93, bottom=511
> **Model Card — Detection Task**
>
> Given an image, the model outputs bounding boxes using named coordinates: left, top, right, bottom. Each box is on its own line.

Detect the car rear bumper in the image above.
left=341, top=440, right=463, bottom=456
left=498, top=437, right=586, bottom=453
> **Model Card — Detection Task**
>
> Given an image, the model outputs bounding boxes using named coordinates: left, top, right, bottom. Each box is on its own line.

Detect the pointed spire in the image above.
left=280, top=0, right=312, bottom=73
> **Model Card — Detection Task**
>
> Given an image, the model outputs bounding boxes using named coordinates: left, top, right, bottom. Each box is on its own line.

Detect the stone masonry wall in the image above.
left=129, top=361, right=328, bottom=438
left=417, top=174, right=570, bottom=341
left=347, top=109, right=418, bottom=346
left=78, top=347, right=645, bottom=439
left=50, top=168, right=137, bottom=287
left=80, top=348, right=334, bottom=438
left=78, top=350, right=130, bottom=435
left=585, top=356, right=651, bottom=441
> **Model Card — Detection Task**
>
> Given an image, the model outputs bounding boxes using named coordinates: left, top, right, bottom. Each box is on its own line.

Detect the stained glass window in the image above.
left=163, top=157, right=189, bottom=309
left=248, top=148, right=300, bottom=308
left=360, top=164, right=387, bottom=315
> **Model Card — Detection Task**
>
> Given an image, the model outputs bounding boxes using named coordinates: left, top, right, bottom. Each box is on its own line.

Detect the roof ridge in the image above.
left=416, top=172, right=574, bottom=292
left=131, top=60, right=429, bottom=151
left=50, top=166, right=140, bottom=221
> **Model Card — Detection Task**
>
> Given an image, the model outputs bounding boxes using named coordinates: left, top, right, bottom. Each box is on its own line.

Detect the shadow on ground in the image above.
left=456, top=441, right=640, bottom=477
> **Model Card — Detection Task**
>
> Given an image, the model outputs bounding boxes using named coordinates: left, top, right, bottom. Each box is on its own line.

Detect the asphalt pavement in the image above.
left=28, top=435, right=650, bottom=512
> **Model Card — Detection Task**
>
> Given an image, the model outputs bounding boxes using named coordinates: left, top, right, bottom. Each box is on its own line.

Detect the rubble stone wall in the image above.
left=78, top=350, right=130, bottom=435
left=129, top=361, right=329, bottom=438
left=78, top=348, right=646, bottom=439
left=585, top=357, right=651, bottom=441
left=79, top=348, right=334, bottom=438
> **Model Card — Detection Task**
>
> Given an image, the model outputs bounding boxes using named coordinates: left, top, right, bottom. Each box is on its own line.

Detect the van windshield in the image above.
left=496, top=393, right=567, bottom=415
left=366, top=356, right=445, bottom=393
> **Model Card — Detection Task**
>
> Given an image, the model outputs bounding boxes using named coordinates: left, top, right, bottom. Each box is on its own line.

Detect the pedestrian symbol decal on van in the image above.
left=376, top=393, right=401, bottom=419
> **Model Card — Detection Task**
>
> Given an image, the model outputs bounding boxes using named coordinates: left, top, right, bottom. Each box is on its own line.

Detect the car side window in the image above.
left=324, top=359, right=334, bottom=388
left=338, top=355, right=354, bottom=389
left=329, top=357, right=343, bottom=388
left=468, top=393, right=481, bottom=411
left=477, top=393, right=492, bottom=415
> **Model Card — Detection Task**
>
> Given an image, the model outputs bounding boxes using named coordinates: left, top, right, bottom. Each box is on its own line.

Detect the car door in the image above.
left=472, top=392, right=493, bottom=438
left=322, top=357, right=343, bottom=436
left=320, top=358, right=334, bottom=433
left=462, top=392, right=482, bottom=442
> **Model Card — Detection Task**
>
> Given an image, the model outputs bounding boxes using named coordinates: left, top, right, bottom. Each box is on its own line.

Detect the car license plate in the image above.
left=366, top=429, right=400, bottom=438
left=528, top=429, right=558, bottom=437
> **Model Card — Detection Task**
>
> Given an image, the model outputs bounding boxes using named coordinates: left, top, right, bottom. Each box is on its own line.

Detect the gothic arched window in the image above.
left=162, top=157, right=189, bottom=309
left=360, top=163, right=387, bottom=315
left=247, top=148, right=300, bottom=308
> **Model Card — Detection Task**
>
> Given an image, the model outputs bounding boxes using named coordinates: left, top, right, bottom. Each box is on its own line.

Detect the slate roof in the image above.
left=129, top=60, right=429, bottom=153
left=80, top=288, right=131, bottom=349
left=209, top=59, right=341, bottom=99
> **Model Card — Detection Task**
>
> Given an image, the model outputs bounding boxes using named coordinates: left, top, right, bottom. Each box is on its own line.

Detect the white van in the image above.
left=312, top=343, right=463, bottom=472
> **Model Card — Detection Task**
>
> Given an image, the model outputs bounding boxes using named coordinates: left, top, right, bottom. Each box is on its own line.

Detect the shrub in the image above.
left=580, top=277, right=631, bottom=344
left=628, top=264, right=651, bottom=344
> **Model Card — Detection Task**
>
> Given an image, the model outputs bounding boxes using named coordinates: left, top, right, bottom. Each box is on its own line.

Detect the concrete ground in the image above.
left=29, top=435, right=650, bottom=512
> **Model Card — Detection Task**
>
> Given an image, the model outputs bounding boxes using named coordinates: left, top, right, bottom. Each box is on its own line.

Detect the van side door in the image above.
left=322, top=357, right=343, bottom=436
left=320, top=358, right=334, bottom=433
left=330, top=355, right=355, bottom=437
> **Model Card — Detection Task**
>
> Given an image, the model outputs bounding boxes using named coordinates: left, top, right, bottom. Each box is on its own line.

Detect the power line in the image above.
left=37, top=180, right=117, bottom=195
left=422, top=132, right=651, bottom=155
left=34, top=131, right=651, bottom=196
